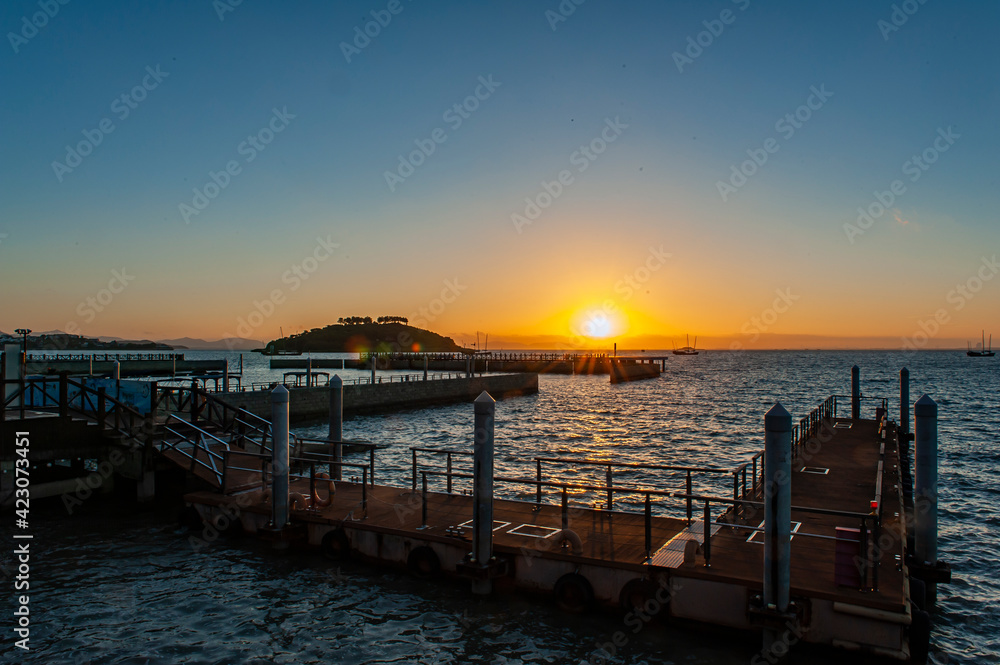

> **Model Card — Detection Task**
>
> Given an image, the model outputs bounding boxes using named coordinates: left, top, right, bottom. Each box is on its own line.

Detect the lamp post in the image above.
left=13, top=328, right=30, bottom=419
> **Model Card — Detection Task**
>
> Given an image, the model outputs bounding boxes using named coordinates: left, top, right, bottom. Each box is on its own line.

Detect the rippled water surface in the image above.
left=8, top=351, right=997, bottom=664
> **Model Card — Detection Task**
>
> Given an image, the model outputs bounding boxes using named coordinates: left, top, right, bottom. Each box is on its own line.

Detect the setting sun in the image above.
left=570, top=305, right=628, bottom=340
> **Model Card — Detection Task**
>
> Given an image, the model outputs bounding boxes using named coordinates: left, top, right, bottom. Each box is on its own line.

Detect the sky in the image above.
left=1, top=0, right=998, bottom=350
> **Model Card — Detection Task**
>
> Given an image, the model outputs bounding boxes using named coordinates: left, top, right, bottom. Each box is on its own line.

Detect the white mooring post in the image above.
left=899, top=368, right=910, bottom=440
left=271, top=385, right=290, bottom=542
left=914, top=394, right=938, bottom=601
left=851, top=365, right=860, bottom=420
left=329, top=374, right=343, bottom=481
left=472, top=391, right=496, bottom=595
left=763, top=403, right=792, bottom=652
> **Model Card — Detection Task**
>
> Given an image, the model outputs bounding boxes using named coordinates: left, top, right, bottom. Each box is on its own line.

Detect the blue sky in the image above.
left=1, top=0, right=997, bottom=347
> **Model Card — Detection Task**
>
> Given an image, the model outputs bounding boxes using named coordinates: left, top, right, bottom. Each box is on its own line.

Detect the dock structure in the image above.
left=352, top=351, right=670, bottom=376
left=173, top=368, right=948, bottom=662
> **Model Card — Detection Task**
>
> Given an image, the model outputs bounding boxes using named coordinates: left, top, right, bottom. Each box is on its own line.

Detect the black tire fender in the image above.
left=554, top=573, right=594, bottom=613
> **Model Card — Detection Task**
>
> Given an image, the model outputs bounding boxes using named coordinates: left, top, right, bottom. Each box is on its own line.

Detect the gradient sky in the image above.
left=1, top=1, right=998, bottom=349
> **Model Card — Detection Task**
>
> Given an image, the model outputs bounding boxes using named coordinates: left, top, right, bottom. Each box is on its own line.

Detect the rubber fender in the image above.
left=554, top=573, right=594, bottom=613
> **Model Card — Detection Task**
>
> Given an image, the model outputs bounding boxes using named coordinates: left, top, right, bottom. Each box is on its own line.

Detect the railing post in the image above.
left=703, top=501, right=711, bottom=567
left=472, top=391, right=496, bottom=595
left=447, top=452, right=453, bottom=494
left=561, top=486, right=568, bottom=531
left=899, top=368, right=910, bottom=441
left=190, top=379, right=199, bottom=425
left=421, top=471, right=428, bottom=528
left=412, top=449, right=417, bottom=492
left=606, top=466, right=613, bottom=511
left=644, top=493, right=652, bottom=561
left=914, top=394, right=939, bottom=602
left=97, top=387, right=107, bottom=430
left=270, top=385, right=290, bottom=538
left=536, top=459, right=542, bottom=508
left=851, top=365, right=860, bottom=420
left=329, top=374, right=343, bottom=481
left=369, top=447, right=376, bottom=486
left=763, top=403, right=792, bottom=652
left=58, top=372, right=68, bottom=418
left=686, top=471, right=693, bottom=524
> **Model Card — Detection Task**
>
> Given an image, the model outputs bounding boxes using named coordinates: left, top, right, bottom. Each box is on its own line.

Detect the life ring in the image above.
left=909, top=604, right=930, bottom=664
left=554, top=573, right=594, bottom=613
left=320, top=528, right=351, bottom=561
left=618, top=578, right=663, bottom=616
left=289, top=492, right=311, bottom=511
left=407, top=546, right=441, bottom=579
left=552, top=529, right=584, bottom=555
left=312, top=472, right=335, bottom=508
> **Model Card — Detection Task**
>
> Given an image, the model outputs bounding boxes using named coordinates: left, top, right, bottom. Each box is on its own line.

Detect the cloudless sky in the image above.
left=1, top=0, right=998, bottom=348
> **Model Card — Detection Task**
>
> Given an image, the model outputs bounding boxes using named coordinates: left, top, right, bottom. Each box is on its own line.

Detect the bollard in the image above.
left=899, top=368, right=910, bottom=440
left=472, top=391, right=496, bottom=595
left=763, top=403, right=792, bottom=652
left=271, top=385, right=290, bottom=539
left=329, top=374, right=343, bottom=481
left=914, top=394, right=938, bottom=601
left=851, top=365, right=860, bottom=420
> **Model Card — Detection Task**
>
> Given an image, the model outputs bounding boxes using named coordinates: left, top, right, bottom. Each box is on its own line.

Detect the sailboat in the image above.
left=967, top=331, right=995, bottom=357
left=672, top=334, right=700, bottom=356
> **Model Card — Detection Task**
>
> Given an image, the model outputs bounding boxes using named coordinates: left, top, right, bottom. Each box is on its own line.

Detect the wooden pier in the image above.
left=175, top=382, right=947, bottom=662
left=353, top=351, right=670, bottom=376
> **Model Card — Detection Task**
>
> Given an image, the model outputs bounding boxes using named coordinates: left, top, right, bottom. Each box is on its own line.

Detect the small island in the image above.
left=262, top=316, right=466, bottom=354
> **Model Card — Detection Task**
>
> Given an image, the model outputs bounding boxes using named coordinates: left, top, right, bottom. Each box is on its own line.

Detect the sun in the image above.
left=570, top=305, right=627, bottom=341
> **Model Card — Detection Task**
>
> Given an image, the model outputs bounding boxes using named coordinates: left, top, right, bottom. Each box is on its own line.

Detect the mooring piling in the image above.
left=471, top=390, right=496, bottom=595
left=329, top=374, right=343, bottom=481
left=271, top=385, right=290, bottom=538
left=223, top=358, right=230, bottom=393
left=851, top=365, right=860, bottom=420
left=763, top=402, right=792, bottom=651
left=914, top=394, right=938, bottom=601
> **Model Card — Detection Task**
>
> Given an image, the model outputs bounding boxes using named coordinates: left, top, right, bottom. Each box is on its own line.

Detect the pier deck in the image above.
left=185, top=415, right=907, bottom=619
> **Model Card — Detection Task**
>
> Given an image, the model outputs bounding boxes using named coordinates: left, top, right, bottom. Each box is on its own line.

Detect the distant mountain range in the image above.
left=0, top=331, right=262, bottom=351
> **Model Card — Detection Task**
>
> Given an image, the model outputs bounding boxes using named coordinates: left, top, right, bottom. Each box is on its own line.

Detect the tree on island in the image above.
left=336, top=316, right=408, bottom=325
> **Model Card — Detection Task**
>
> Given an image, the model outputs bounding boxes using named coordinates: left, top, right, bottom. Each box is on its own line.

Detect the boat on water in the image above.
left=672, top=334, right=699, bottom=356
left=967, top=331, right=995, bottom=357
